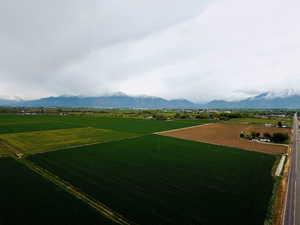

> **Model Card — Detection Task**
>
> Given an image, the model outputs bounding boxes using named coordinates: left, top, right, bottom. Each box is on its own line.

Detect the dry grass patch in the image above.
left=0, top=127, right=137, bottom=154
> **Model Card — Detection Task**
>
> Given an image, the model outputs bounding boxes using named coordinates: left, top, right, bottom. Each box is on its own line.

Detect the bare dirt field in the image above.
left=157, top=123, right=289, bottom=154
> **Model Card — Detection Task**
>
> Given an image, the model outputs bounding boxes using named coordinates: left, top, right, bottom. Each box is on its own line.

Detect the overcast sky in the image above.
left=0, top=0, right=300, bottom=102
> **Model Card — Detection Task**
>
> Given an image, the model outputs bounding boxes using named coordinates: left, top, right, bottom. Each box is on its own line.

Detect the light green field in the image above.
left=0, top=148, right=8, bottom=156
left=225, top=117, right=291, bottom=126
left=0, top=127, right=137, bottom=154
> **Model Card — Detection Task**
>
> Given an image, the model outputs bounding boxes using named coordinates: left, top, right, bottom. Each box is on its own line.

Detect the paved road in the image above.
left=283, top=113, right=300, bottom=225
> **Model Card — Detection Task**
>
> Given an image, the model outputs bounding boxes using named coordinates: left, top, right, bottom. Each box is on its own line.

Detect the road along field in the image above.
left=158, top=123, right=289, bottom=154
left=0, top=157, right=117, bottom=225
left=0, top=127, right=137, bottom=154
left=29, top=135, right=276, bottom=225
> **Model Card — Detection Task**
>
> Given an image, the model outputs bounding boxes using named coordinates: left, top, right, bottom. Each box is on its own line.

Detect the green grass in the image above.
left=29, top=135, right=276, bottom=225
left=0, top=121, right=84, bottom=134
left=225, top=117, right=292, bottom=126
left=0, top=114, right=210, bottom=134
left=0, top=157, right=117, bottom=225
left=0, top=114, right=84, bottom=134
left=0, top=147, right=8, bottom=156
left=0, top=127, right=137, bottom=154
left=55, top=116, right=211, bottom=134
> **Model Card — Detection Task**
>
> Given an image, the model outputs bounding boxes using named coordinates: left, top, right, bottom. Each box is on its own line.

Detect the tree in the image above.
left=272, top=132, right=289, bottom=143
left=175, top=113, right=181, bottom=119
left=256, top=132, right=260, bottom=138
left=263, top=132, right=271, bottom=139
left=240, top=133, right=245, bottom=138
left=251, top=131, right=257, bottom=139
left=278, top=121, right=282, bottom=128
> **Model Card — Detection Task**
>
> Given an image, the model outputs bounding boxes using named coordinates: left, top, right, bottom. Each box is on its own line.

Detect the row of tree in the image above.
left=240, top=131, right=289, bottom=144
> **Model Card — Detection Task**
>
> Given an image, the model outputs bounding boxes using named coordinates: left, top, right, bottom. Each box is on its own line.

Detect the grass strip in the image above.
left=264, top=177, right=281, bottom=225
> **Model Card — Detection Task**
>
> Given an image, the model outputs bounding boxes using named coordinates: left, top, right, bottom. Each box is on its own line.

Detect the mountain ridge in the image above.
left=1, top=91, right=300, bottom=109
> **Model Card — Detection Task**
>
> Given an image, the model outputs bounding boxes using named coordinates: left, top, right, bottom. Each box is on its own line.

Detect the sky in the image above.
left=0, top=0, right=300, bottom=103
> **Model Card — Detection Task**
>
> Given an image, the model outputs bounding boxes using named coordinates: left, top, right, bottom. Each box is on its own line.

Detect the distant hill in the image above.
left=2, top=90, right=300, bottom=109
left=203, top=91, right=300, bottom=109
left=5, top=94, right=198, bottom=109
left=0, top=98, right=19, bottom=106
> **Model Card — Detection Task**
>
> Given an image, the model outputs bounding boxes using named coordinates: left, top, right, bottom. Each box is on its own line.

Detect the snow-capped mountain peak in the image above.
left=263, top=89, right=298, bottom=99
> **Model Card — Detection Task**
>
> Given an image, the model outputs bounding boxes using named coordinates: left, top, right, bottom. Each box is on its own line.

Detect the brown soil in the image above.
left=157, top=123, right=289, bottom=154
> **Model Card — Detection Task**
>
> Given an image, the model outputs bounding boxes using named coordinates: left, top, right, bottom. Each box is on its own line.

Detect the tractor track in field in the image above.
left=0, top=140, right=24, bottom=158
left=1, top=141, right=136, bottom=225
left=19, top=159, right=137, bottom=225
left=18, top=159, right=137, bottom=225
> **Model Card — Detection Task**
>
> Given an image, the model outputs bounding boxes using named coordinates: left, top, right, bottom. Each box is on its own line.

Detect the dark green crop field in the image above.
left=29, top=135, right=276, bottom=225
left=0, top=114, right=84, bottom=134
left=0, top=121, right=84, bottom=134
left=59, top=116, right=211, bottom=134
left=0, top=114, right=210, bottom=134
left=0, top=157, right=117, bottom=225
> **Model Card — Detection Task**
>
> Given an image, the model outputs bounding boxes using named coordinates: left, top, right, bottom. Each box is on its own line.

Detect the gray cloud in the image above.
left=0, top=0, right=299, bottom=102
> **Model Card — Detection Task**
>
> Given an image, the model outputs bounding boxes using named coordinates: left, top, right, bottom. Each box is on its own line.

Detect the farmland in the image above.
left=224, top=117, right=292, bottom=126
left=29, top=135, right=276, bottom=225
left=159, top=123, right=289, bottom=154
left=0, top=157, right=117, bottom=225
left=54, top=115, right=212, bottom=134
left=0, top=127, right=137, bottom=154
left=0, top=146, right=8, bottom=156
left=0, top=114, right=208, bottom=134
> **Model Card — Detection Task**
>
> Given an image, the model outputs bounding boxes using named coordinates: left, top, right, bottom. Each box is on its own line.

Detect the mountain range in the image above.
left=1, top=90, right=300, bottom=109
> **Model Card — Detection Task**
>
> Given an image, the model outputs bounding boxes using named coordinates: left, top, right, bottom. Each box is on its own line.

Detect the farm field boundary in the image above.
left=154, top=123, right=211, bottom=134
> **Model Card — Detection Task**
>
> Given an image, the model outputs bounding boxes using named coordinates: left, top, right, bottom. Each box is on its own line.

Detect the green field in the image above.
left=0, top=121, right=84, bottom=134
left=0, top=114, right=209, bottom=134
left=0, top=147, right=8, bottom=156
left=59, top=116, right=212, bottom=134
left=29, top=135, right=276, bottom=225
left=225, top=117, right=292, bottom=126
left=0, top=157, right=117, bottom=225
left=0, top=127, right=137, bottom=154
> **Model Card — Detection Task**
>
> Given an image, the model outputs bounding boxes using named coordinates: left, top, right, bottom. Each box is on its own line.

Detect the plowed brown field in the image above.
left=157, top=123, right=289, bottom=154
